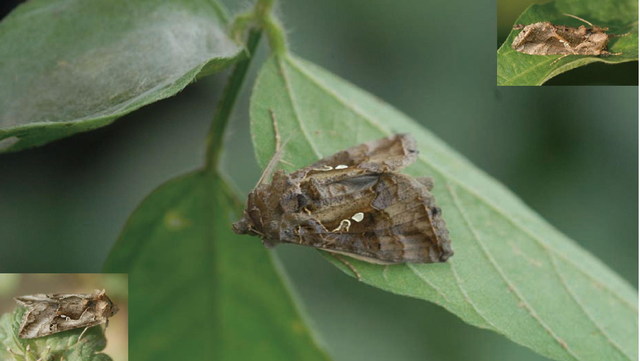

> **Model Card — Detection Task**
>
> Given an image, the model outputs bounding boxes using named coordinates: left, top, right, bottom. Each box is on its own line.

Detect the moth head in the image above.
left=94, top=290, right=119, bottom=318
left=232, top=212, right=251, bottom=234
left=233, top=200, right=269, bottom=238
left=232, top=210, right=262, bottom=236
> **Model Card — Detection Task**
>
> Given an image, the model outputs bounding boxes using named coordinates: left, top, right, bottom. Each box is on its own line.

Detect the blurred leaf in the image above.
left=249, top=54, right=638, bottom=361
left=104, top=171, right=331, bottom=361
left=0, top=0, right=243, bottom=153
left=0, top=274, right=20, bottom=296
left=497, top=0, right=638, bottom=85
left=0, top=307, right=111, bottom=361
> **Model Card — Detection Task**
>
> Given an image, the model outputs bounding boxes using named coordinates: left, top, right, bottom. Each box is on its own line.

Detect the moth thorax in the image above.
left=589, top=32, right=608, bottom=44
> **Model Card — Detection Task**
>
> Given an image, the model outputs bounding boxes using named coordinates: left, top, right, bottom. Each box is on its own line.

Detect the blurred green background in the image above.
left=0, top=274, right=128, bottom=361
left=0, top=0, right=637, bottom=360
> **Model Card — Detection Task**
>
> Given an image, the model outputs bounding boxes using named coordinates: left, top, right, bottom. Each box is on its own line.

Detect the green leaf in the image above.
left=249, top=54, right=638, bottom=361
left=497, top=0, right=638, bottom=85
left=0, top=0, right=243, bottom=153
left=0, top=307, right=111, bottom=361
left=104, top=171, right=331, bottom=361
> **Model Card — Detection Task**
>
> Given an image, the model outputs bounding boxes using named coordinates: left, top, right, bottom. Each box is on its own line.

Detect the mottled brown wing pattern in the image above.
left=233, top=133, right=453, bottom=265
left=511, top=21, right=612, bottom=56
left=283, top=171, right=452, bottom=263
left=303, top=133, right=418, bottom=173
left=14, top=290, right=118, bottom=339
left=16, top=300, right=60, bottom=338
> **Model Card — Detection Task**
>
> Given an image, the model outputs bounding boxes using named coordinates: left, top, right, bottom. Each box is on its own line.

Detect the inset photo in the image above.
left=0, top=274, right=127, bottom=361
left=497, top=0, right=638, bottom=85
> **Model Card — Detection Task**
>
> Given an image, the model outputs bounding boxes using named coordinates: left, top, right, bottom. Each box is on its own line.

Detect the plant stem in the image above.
left=204, top=29, right=262, bottom=172
left=256, top=0, right=287, bottom=55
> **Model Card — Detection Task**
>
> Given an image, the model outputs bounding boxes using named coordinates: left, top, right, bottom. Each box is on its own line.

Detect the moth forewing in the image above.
left=233, top=134, right=454, bottom=265
left=510, top=14, right=625, bottom=63
left=14, top=289, right=118, bottom=339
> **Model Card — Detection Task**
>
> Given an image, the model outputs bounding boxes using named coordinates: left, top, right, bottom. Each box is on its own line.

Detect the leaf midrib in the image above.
left=283, top=54, right=637, bottom=316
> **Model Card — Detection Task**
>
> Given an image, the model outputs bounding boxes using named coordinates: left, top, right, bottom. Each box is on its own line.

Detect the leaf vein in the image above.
left=284, top=55, right=638, bottom=314
left=548, top=249, right=634, bottom=361
left=406, top=264, right=451, bottom=304
left=448, top=183, right=582, bottom=361
left=277, top=57, right=323, bottom=159
left=449, top=259, right=498, bottom=332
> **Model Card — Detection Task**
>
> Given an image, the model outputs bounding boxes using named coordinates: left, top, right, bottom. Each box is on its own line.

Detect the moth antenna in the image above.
left=256, top=109, right=293, bottom=187
left=269, top=108, right=281, bottom=152
left=609, top=32, right=631, bottom=38
left=256, top=133, right=295, bottom=187
left=562, top=13, right=593, bottom=27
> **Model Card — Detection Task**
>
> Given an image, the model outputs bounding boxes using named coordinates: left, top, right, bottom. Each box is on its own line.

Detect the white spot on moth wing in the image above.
left=335, top=165, right=348, bottom=169
left=351, top=212, right=364, bottom=222
left=331, top=219, right=351, bottom=232
left=314, top=165, right=334, bottom=171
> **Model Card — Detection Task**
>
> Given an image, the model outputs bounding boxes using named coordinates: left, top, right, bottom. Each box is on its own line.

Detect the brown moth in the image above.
left=233, top=134, right=453, bottom=270
left=14, top=289, right=118, bottom=339
left=511, top=14, right=628, bottom=64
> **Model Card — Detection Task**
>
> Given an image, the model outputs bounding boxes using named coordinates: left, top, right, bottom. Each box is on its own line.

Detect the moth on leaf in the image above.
left=14, top=289, right=118, bottom=339
left=511, top=14, right=629, bottom=64
left=233, top=134, right=453, bottom=268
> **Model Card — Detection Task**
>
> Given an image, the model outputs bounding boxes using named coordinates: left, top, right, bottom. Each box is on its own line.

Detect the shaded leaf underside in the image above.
left=249, top=54, right=638, bottom=361
left=0, top=0, right=243, bottom=153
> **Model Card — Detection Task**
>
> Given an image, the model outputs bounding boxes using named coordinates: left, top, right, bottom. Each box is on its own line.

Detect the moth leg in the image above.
left=416, top=177, right=434, bottom=191
left=76, top=326, right=90, bottom=355
left=279, top=159, right=295, bottom=167
left=550, top=54, right=570, bottom=66
left=513, top=26, right=534, bottom=48
left=551, top=32, right=576, bottom=54
left=329, top=253, right=362, bottom=281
